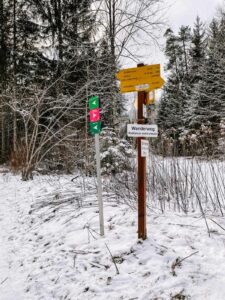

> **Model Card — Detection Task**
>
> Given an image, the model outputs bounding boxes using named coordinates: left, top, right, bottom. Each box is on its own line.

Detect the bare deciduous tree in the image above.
left=5, top=53, right=120, bottom=180
left=95, top=0, right=165, bottom=63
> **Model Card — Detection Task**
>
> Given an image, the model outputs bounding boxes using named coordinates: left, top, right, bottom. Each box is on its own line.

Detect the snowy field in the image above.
left=1, top=167, right=225, bottom=300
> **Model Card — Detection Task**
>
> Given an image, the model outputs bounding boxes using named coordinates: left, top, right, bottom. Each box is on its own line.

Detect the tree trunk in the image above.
left=13, top=0, right=17, bottom=152
left=1, top=107, right=5, bottom=162
left=107, top=0, right=117, bottom=125
left=55, top=0, right=63, bottom=76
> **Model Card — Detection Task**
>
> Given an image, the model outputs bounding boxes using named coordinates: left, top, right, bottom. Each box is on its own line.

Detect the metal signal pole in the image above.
left=137, top=63, right=147, bottom=240
left=89, top=95, right=104, bottom=237
left=95, top=133, right=104, bottom=236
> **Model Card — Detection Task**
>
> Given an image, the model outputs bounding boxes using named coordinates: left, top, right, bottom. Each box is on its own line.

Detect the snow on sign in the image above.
left=127, top=124, right=158, bottom=137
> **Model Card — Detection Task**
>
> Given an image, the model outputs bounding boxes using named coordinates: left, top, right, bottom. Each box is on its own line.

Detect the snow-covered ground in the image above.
left=1, top=168, right=225, bottom=300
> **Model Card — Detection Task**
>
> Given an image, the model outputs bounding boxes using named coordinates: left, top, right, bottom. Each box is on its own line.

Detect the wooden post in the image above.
left=137, top=63, right=147, bottom=240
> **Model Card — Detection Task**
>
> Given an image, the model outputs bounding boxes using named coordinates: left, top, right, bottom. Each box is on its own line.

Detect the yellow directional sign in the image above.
left=117, top=64, right=164, bottom=94
left=120, top=77, right=164, bottom=93
left=117, top=64, right=160, bottom=82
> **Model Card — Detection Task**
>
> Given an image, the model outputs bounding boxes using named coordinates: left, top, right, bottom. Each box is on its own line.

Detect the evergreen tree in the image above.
left=0, top=0, right=10, bottom=161
left=157, top=26, right=192, bottom=155
left=0, top=0, right=8, bottom=90
left=184, top=16, right=225, bottom=155
left=190, top=17, right=225, bottom=129
left=183, top=17, right=206, bottom=132
left=157, top=28, right=182, bottom=132
left=178, top=26, right=191, bottom=78
left=190, top=16, right=206, bottom=81
left=26, top=0, right=95, bottom=83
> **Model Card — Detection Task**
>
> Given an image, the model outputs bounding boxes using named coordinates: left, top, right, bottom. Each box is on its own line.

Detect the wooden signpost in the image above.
left=117, top=63, right=164, bottom=240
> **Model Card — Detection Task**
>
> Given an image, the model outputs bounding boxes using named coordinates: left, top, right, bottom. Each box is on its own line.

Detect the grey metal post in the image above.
left=95, top=134, right=104, bottom=236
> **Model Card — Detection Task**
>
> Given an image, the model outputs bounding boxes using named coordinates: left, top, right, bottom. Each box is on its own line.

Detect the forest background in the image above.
left=0, top=0, right=225, bottom=181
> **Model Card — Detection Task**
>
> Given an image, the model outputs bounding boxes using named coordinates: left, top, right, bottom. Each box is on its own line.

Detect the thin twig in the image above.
left=0, top=277, right=8, bottom=285
left=73, top=255, right=76, bottom=268
left=209, top=218, right=225, bottom=232
left=105, top=243, right=120, bottom=275
left=171, top=251, right=199, bottom=276
left=178, top=251, right=199, bottom=264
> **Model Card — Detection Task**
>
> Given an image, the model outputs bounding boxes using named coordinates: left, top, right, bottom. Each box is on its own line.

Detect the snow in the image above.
left=1, top=168, right=225, bottom=299
left=0, top=173, right=29, bottom=299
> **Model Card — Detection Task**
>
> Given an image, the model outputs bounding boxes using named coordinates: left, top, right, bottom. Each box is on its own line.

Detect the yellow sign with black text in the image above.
left=117, top=64, right=164, bottom=94
left=119, top=77, right=164, bottom=93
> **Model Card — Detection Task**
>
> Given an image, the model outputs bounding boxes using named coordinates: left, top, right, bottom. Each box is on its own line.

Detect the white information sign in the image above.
left=127, top=124, right=158, bottom=137
left=135, top=84, right=150, bottom=91
left=141, top=140, right=149, bottom=157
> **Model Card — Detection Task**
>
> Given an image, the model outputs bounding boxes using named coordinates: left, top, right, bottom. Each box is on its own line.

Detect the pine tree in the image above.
left=190, top=16, right=206, bottom=81
left=178, top=26, right=191, bottom=78
left=187, top=17, right=225, bottom=155
left=183, top=17, right=206, bottom=132
left=157, top=28, right=182, bottom=132
left=0, top=0, right=9, bottom=161
left=0, top=0, right=8, bottom=90
left=157, top=26, right=192, bottom=155
left=26, top=0, right=95, bottom=83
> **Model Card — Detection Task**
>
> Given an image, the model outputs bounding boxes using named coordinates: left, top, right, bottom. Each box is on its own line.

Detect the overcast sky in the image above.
left=147, top=0, right=224, bottom=67
left=167, top=0, right=223, bottom=32
left=123, top=0, right=224, bottom=104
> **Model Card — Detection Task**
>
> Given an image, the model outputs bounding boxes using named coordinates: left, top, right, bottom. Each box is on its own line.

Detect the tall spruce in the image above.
left=188, top=16, right=225, bottom=152
left=157, top=26, right=192, bottom=147
left=26, top=0, right=95, bottom=84
left=184, top=17, right=206, bottom=130
left=190, top=17, right=225, bottom=130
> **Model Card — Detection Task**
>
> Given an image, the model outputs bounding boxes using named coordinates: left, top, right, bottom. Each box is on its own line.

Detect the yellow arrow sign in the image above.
left=117, top=64, right=160, bottom=82
left=120, top=77, right=164, bottom=93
